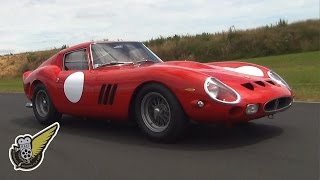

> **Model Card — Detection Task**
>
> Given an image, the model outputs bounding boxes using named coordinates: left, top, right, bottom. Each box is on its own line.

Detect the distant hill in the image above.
left=0, top=49, right=60, bottom=78
left=0, top=19, right=319, bottom=78
left=145, top=19, right=320, bottom=62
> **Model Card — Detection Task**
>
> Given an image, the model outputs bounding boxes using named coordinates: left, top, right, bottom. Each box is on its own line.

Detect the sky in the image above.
left=0, top=0, right=318, bottom=55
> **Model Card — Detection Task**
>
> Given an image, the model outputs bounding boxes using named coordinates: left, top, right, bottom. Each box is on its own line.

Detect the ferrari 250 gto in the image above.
left=23, top=41, right=293, bottom=142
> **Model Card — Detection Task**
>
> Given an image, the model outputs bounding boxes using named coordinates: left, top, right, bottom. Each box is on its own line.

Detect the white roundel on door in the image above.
left=64, top=72, right=84, bottom=103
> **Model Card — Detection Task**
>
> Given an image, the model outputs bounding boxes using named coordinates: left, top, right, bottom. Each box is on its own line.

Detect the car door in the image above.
left=56, top=48, right=96, bottom=116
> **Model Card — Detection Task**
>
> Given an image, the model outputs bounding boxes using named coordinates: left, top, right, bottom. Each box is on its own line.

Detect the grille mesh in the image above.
left=264, top=97, right=292, bottom=112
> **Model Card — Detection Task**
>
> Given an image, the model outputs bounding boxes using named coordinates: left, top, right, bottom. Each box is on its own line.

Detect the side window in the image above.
left=64, top=49, right=89, bottom=70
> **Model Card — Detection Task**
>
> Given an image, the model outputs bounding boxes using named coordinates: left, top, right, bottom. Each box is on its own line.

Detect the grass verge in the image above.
left=243, top=51, right=320, bottom=101
left=0, top=78, right=23, bottom=93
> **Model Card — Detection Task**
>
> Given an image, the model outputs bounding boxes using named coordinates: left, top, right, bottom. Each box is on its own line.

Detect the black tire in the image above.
left=134, top=83, right=188, bottom=143
left=32, top=84, right=62, bottom=125
left=234, top=121, right=252, bottom=127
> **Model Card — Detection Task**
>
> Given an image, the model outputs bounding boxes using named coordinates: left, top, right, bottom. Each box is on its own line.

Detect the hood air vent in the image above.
left=266, top=80, right=276, bottom=85
left=242, top=83, right=254, bottom=90
left=255, top=81, right=265, bottom=87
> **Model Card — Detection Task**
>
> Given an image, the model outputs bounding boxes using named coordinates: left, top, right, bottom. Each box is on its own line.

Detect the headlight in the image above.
left=204, top=77, right=241, bottom=104
left=267, top=70, right=291, bottom=90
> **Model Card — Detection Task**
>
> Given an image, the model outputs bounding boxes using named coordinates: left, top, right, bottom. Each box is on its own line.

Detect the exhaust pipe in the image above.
left=25, top=103, right=33, bottom=108
left=268, top=114, right=274, bottom=119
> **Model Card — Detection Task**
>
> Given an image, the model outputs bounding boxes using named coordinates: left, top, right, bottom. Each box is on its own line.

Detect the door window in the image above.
left=64, top=49, right=89, bottom=70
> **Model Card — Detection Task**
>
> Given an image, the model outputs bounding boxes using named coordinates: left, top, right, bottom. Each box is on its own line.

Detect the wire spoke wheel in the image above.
left=32, top=84, right=62, bottom=125
left=141, top=92, right=171, bottom=132
left=134, top=83, right=187, bottom=142
left=35, top=89, right=50, bottom=118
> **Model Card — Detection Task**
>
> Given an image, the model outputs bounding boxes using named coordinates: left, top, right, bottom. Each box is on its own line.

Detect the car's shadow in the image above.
left=12, top=115, right=283, bottom=151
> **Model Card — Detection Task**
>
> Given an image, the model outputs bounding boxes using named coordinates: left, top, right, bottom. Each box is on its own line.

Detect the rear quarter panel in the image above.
left=23, top=54, right=62, bottom=108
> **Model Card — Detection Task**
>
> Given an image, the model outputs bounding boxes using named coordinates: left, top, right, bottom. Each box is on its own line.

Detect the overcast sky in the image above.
left=0, top=0, right=318, bottom=54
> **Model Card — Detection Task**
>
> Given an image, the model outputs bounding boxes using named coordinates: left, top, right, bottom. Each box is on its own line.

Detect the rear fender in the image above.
left=23, top=66, right=61, bottom=107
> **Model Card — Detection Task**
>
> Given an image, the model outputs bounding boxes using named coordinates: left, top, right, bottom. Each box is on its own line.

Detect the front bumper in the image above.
left=184, top=96, right=293, bottom=124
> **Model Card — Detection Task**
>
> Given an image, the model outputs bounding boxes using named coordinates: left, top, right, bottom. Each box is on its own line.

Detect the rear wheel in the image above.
left=32, top=84, right=61, bottom=125
left=134, top=83, right=187, bottom=143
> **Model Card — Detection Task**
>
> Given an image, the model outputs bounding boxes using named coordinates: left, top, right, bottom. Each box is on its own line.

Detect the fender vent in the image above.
left=264, top=97, right=293, bottom=112
left=242, top=83, right=254, bottom=90
left=98, top=84, right=118, bottom=105
left=255, top=81, right=265, bottom=87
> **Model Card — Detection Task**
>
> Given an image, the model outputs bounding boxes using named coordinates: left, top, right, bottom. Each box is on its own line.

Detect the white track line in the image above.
left=294, top=100, right=320, bottom=104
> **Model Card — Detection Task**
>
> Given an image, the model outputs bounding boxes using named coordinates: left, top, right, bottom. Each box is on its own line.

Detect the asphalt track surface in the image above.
left=0, top=93, right=319, bottom=180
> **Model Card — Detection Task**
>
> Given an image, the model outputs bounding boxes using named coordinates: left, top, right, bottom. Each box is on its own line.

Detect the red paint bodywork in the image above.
left=23, top=42, right=293, bottom=124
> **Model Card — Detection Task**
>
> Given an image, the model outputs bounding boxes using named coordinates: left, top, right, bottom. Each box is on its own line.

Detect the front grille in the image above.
left=264, top=97, right=293, bottom=112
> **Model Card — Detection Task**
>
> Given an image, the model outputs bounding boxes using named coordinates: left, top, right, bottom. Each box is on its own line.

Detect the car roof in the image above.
left=59, top=41, right=141, bottom=54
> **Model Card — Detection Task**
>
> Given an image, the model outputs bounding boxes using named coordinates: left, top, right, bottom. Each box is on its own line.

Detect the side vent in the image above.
left=98, top=84, right=118, bottom=105
left=102, top=84, right=112, bottom=105
left=98, top=84, right=106, bottom=104
left=242, top=83, right=254, bottom=90
left=109, top=84, right=118, bottom=105
left=255, top=81, right=265, bottom=87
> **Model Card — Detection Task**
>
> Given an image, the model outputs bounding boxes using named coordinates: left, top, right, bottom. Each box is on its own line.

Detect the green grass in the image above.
left=0, top=51, right=319, bottom=101
left=243, top=51, right=320, bottom=101
left=0, top=78, right=23, bottom=92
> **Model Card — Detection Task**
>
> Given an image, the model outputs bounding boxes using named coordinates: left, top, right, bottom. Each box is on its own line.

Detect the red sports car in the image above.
left=23, top=41, right=293, bottom=142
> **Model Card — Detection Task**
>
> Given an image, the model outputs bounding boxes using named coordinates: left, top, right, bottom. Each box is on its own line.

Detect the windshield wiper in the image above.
left=96, top=61, right=133, bottom=68
left=134, top=59, right=155, bottom=64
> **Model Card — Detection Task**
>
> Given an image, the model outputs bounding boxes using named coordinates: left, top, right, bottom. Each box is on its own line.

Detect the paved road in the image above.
left=0, top=93, right=319, bottom=180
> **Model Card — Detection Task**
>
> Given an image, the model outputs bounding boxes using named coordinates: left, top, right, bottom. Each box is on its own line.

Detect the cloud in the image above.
left=0, top=0, right=318, bottom=54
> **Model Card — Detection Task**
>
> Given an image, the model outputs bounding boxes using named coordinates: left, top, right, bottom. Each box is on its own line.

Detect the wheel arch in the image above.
left=27, top=65, right=60, bottom=107
left=30, top=79, right=58, bottom=110
left=29, top=80, right=44, bottom=100
left=128, top=80, right=186, bottom=121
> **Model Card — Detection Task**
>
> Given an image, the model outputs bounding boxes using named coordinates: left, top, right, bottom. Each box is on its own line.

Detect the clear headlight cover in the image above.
left=267, top=70, right=291, bottom=90
left=204, top=77, right=241, bottom=104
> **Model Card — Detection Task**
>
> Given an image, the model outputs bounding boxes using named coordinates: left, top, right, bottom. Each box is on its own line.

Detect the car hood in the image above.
left=151, top=61, right=291, bottom=99
left=151, top=61, right=270, bottom=84
left=96, top=60, right=271, bottom=85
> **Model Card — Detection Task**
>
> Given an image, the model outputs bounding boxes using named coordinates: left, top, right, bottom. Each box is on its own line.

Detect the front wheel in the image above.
left=134, top=84, right=188, bottom=143
left=32, top=84, right=62, bottom=125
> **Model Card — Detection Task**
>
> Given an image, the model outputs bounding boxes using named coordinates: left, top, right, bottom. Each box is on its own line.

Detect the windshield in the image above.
left=91, top=42, right=162, bottom=68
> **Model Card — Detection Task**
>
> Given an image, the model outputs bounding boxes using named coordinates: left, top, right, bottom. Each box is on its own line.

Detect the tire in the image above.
left=234, top=121, right=252, bottom=127
left=32, top=84, right=62, bottom=125
left=134, top=83, right=188, bottom=143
